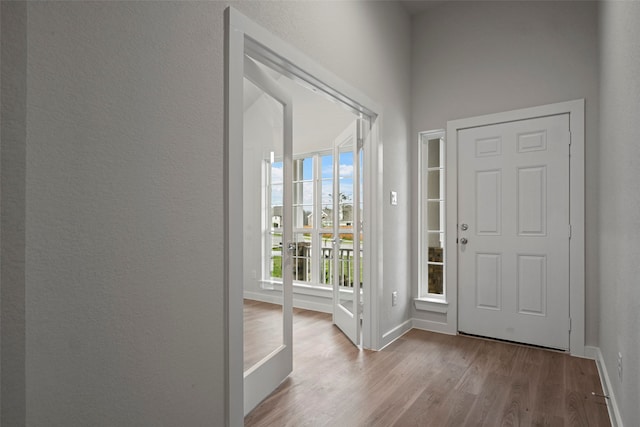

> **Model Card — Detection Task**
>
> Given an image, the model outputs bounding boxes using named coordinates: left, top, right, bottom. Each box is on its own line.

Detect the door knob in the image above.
left=287, top=242, right=297, bottom=252
left=460, top=237, right=468, bottom=245
left=460, top=223, right=469, bottom=231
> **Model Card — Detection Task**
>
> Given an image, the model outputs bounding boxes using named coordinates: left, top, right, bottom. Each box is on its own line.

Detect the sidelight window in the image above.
left=419, top=131, right=446, bottom=300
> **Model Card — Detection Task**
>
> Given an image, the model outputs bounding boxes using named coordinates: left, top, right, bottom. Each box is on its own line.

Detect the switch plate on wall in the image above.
left=618, top=352, right=623, bottom=381
left=390, top=191, right=398, bottom=206
left=392, top=291, right=398, bottom=306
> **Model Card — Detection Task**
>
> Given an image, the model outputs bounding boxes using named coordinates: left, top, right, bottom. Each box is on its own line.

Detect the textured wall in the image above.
left=598, top=2, right=640, bottom=425
left=26, top=2, right=226, bottom=425
left=409, top=1, right=600, bottom=344
left=1, top=1, right=27, bottom=425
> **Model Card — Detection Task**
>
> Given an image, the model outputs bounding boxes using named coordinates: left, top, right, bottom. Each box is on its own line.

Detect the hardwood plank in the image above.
left=244, top=304, right=611, bottom=426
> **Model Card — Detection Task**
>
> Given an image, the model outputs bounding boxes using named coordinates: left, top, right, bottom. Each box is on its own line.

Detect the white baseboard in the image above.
left=244, top=291, right=281, bottom=305
left=412, top=318, right=456, bottom=335
left=379, top=319, right=413, bottom=350
left=584, top=345, right=598, bottom=360
left=292, top=298, right=331, bottom=314
left=590, top=346, right=623, bottom=427
left=243, top=291, right=332, bottom=314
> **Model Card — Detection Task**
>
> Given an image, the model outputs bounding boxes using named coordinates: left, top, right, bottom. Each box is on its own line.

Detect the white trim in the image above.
left=446, top=99, right=585, bottom=356
left=591, top=347, right=624, bottom=427
left=367, top=119, right=383, bottom=350
left=224, top=9, right=244, bottom=426
left=379, top=319, right=413, bottom=350
left=584, top=345, right=599, bottom=360
left=413, top=297, right=448, bottom=314
left=244, top=291, right=332, bottom=314
left=225, top=7, right=383, bottom=424
left=411, top=318, right=456, bottom=335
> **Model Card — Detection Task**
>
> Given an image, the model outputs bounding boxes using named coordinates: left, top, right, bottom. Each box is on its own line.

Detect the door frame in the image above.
left=445, top=99, right=585, bottom=356
left=225, top=7, right=382, bottom=425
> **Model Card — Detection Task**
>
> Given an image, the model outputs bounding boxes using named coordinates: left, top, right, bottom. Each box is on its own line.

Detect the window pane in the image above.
left=321, top=181, right=333, bottom=206
left=319, top=233, right=334, bottom=285
left=291, top=233, right=312, bottom=282
left=427, top=264, right=444, bottom=295
left=302, top=157, right=313, bottom=180
left=428, top=232, right=444, bottom=249
left=321, top=180, right=333, bottom=228
left=427, top=138, right=441, bottom=168
left=293, top=157, right=313, bottom=182
left=427, top=170, right=441, bottom=199
left=271, top=183, right=283, bottom=207
left=340, top=202, right=354, bottom=226
left=271, top=205, right=283, bottom=229
left=359, top=150, right=364, bottom=227
left=339, top=151, right=354, bottom=179
left=293, top=205, right=313, bottom=228
left=339, top=150, right=354, bottom=226
left=271, top=161, right=283, bottom=184
left=337, top=233, right=363, bottom=289
left=337, top=233, right=355, bottom=288
left=269, top=232, right=282, bottom=279
left=427, top=201, right=441, bottom=231
left=292, top=181, right=314, bottom=205
left=321, top=155, right=333, bottom=179
left=428, top=245, right=443, bottom=263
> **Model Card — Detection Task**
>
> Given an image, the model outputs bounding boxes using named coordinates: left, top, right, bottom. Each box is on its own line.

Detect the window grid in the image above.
left=420, top=132, right=446, bottom=299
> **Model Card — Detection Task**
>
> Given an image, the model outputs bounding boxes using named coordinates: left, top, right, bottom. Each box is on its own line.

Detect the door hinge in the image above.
left=568, top=224, right=572, bottom=239
left=569, top=317, right=572, bottom=333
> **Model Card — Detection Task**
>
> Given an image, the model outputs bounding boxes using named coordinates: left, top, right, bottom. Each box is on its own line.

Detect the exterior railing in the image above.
left=272, top=243, right=362, bottom=287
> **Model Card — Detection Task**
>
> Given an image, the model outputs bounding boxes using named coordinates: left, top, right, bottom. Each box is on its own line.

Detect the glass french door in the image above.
left=242, top=55, right=293, bottom=415
left=331, top=121, right=362, bottom=346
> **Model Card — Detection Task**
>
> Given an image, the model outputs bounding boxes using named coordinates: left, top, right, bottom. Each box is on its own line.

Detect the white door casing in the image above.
left=458, top=115, right=570, bottom=350
left=446, top=99, right=585, bottom=356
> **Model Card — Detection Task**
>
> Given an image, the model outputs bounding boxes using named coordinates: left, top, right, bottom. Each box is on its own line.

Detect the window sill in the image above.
left=414, top=297, right=448, bottom=314
left=260, top=280, right=333, bottom=298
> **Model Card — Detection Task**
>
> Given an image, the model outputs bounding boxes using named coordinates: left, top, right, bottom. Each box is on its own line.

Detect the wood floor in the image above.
left=244, top=301, right=610, bottom=426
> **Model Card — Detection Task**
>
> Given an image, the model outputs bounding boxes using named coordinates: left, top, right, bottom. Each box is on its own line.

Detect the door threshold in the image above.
left=458, top=331, right=567, bottom=353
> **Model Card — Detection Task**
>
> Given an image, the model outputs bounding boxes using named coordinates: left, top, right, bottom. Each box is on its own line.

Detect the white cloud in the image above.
left=271, top=164, right=283, bottom=184
left=339, top=164, right=354, bottom=177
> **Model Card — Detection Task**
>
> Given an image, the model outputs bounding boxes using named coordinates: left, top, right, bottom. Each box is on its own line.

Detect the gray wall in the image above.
left=25, top=2, right=226, bottom=425
left=1, top=1, right=27, bottom=425
left=598, top=2, right=640, bottom=425
left=1, top=1, right=411, bottom=425
left=409, top=1, right=600, bottom=345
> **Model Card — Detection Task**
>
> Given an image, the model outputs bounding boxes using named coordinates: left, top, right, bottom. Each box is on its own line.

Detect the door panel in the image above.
left=332, top=121, right=361, bottom=346
left=243, top=56, right=293, bottom=415
left=458, top=114, right=570, bottom=350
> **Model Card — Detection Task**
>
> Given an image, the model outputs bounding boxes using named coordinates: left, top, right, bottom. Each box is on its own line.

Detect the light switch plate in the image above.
left=390, top=191, right=398, bottom=206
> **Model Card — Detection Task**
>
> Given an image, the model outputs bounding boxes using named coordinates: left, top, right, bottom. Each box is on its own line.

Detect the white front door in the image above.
left=243, top=56, right=293, bottom=414
left=332, top=121, right=362, bottom=346
left=458, top=114, right=570, bottom=350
